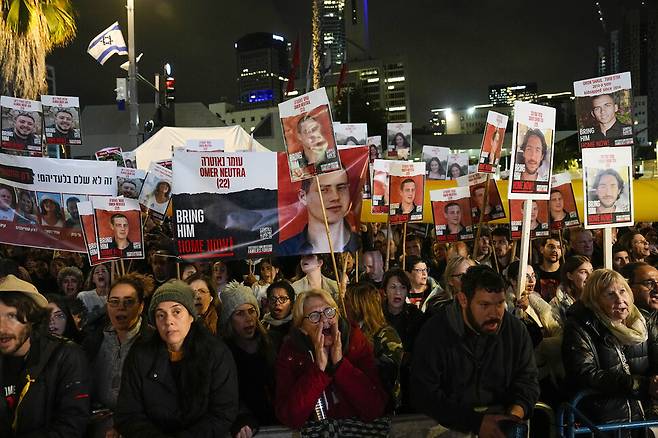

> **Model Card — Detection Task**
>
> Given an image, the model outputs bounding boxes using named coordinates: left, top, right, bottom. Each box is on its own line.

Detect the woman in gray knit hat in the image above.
left=115, top=279, right=238, bottom=437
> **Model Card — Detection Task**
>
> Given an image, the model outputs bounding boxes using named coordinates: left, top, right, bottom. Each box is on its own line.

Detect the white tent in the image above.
left=134, top=126, right=268, bottom=170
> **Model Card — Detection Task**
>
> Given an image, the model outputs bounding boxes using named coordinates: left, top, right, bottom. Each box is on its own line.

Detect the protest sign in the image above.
left=388, top=161, right=425, bottom=224
left=0, top=96, right=43, bottom=156
left=41, top=95, right=82, bottom=146
left=457, top=173, right=505, bottom=222
left=508, top=102, right=556, bottom=200
left=549, top=172, right=580, bottom=230
left=574, top=72, right=634, bottom=149
left=422, top=146, right=450, bottom=180
left=371, top=159, right=392, bottom=214
left=431, top=186, right=474, bottom=242
left=95, top=146, right=125, bottom=166
left=92, top=196, right=144, bottom=260
left=172, top=151, right=278, bottom=260
left=277, top=146, right=368, bottom=256
left=121, top=151, right=137, bottom=168
left=333, top=123, right=367, bottom=146
left=138, top=162, right=172, bottom=223
left=367, top=136, right=382, bottom=163
left=510, top=199, right=549, bottom=239
left=477, top=111, right=508, bottom=173
left=279, top=87, right=341, bottom=182
left=78, top=201, right=101, bottom=265
left=0, top=154, right=116, bottom=251
left=117, top=167, right=146, bottom=199
left=386, top=123, right=412, bottom=159
left=582, top=146, right=633, bottom=229
left=183, top=139, right=225, bottom=152
left=446, top=152, right=469, bottom=179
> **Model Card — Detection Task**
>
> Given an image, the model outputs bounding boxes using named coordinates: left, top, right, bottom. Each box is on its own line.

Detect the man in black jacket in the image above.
left=411, top=265, right=539, bottom=437
left=0, top=274, right=90, bottom=437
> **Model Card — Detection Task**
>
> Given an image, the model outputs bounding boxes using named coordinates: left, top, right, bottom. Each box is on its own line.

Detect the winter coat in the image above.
left=411, top=301, right=539, bottom=434
left=114, top=322, right=239, bottom=437
left=562, top=301, right=658, bottom=424
left=275, top=319, right=388, bottom=429
left=0, top=332, right=90, bottom=437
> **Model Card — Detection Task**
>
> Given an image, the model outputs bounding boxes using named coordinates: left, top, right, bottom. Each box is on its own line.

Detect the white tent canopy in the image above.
left=134, top=126, right=268, bottom=170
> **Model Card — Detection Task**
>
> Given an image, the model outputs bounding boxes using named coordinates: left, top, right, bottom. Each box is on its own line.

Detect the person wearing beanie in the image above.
left=219, top=281, right=278, bottom=436
left=0, top=275, right=90, bottom=437
left=115, top=279, right=238, bottom=437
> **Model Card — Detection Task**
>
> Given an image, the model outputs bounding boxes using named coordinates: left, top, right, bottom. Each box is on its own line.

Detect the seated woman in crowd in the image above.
left=562, top=269, right=658, bottom=427
left=219, top=281, right=278, bottom=437
left=185, top=272, right=219, bottom=335
left=275, top=289, right=388, bottom=431
left=345, top=282, right=404, bottom=413
left=115, top=280, right=238, bottom=437
left=261, top=280, right=295, bottom=345
left=550, top=255, right=593, bottom=326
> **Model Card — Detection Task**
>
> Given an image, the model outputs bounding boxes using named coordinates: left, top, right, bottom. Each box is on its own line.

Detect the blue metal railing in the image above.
left=557, top=390, right=658, bottom=438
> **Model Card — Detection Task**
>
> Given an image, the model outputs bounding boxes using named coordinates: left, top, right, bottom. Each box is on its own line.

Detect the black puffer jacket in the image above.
left=0, top=332, right=90, bottom=437
left=562, top=301, right=658, bottom=424
left=114, top=322, right=239, bottom=437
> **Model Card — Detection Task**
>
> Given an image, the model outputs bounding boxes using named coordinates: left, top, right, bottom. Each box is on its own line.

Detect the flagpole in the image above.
left=127, top=0, right=140, bottom=149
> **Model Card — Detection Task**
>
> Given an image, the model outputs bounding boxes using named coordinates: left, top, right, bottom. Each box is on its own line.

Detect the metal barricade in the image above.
left=557, top=390, right=658, bottom=438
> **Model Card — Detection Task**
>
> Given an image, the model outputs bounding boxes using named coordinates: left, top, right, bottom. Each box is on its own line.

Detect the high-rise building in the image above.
left=488, top=83, right=538, bottom=107
left=235, top=32, right=289, bottom=109
left=320, top=0, right=346, bottom=66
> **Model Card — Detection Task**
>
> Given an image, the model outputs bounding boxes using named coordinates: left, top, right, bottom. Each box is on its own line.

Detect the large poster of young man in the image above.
left=431, top=186, right=474, bottom=242
left=0, top=96, right=43, bottom=156
left=549, top=172, right=580, bottom=230
left=582, top=146, right=633, bottom=229
left=41, top=95, right=82, bottom=145
left=386, top=123, right=412, bottom=159
left=279, top=87, right=341, bottom=182
left=510, top=199, right=549, bottom=240
left=508, top=102, right=556, bottom=200
left=388, top=161, right=425, bottom=224
left=477, top=111, right=508, bottom=173
left=93, top=196, right=144, bottom=260
left=574, top=72, right=634, bottom=149
left=457, top=173, right=505, bottom=223
left=172, top=151, right=279, bottom=260
left=277, top=146, right=368, bottom=256
left=0, top=154, right=116, bottom=251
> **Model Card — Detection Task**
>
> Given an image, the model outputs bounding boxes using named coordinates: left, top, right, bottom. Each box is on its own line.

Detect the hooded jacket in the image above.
left=0, top=332, right=90, bottom=437
left=562, top=301, right=658, bottom=424
left=411, top=301, right=539, bottom=434
left=274, top=319, right=388, bottom=429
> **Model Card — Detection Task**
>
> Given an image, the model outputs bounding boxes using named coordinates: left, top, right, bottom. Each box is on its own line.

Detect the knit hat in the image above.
left=219, top=280, right=260, bottom=327
left=149, top=280, right=196, bottom=323
left=0, top=275, right=48, bottom=308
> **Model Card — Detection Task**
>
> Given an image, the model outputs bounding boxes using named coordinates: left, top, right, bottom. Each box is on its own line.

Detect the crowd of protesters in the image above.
left=2, top=219, right=658, bottom=437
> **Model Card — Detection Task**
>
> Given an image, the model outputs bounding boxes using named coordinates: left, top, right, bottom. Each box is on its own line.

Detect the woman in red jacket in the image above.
left=275, top=288, right=388, bottom=431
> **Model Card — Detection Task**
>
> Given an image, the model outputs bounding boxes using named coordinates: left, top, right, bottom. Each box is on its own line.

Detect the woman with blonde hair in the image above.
left=562, top=269, right=658, bottom=428
left=275, top=288, right=388, bottom=434
left=345, top=282, right=403, bottom=413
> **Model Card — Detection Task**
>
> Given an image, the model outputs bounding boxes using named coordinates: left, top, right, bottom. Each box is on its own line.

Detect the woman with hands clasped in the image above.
left=274, top=289, right=388, bottom=431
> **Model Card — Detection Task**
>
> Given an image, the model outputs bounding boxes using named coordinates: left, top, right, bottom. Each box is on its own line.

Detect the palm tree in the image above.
left=0, top=0, right=76, bottom=99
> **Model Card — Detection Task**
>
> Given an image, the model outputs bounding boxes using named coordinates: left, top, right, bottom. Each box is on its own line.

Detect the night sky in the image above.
left=47, top=1, right=616, bottom=125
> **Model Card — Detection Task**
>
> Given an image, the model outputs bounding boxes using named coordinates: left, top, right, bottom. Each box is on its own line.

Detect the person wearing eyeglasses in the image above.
left=84, top=273, right=156, bottom=438
left=621, top=231, right=652, bottom=263
left=622, top=262, right=658, bottom=316
left=186, top=272, right=219, bottom=335
left=219, top=281, right=278, bottom=438
left=275, top=288, right=388, bottom=431
left=262, top=280, right=295, bottom=343
left=115, top=280, right=238, bottom=437
left=404, top=255, right=442, bottom=310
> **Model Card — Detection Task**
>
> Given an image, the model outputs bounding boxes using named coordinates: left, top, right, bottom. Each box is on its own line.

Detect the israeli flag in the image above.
left=87, top=22, right=128, bottom=65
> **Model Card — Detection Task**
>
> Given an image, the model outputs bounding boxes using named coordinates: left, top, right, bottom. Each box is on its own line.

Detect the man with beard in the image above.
left=64, top=196, right=81, bottom=228
left=592, top=168, right=625, bottom=214
left=119, top=180, right=139, bottom=199
left=50, top=109, right=77, bottom=143
left=412, top=265, right=539, bottom=436
left=534, top=237, right=563, bottom=302
left=622, top=262, right=658, bottom=317
left=491, top=227, right=518, bottom=274
left=4, top=113, right=38, bottom=151
left=519, top=128, right=549, bottom=182
left=0, top=274, right=90, bottom=436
